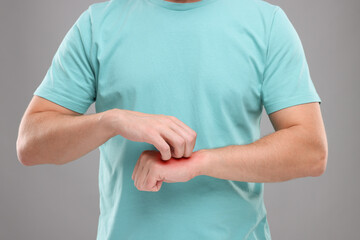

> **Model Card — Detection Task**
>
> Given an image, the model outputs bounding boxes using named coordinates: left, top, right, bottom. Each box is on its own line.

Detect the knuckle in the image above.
left=157, top=114, right=166, bottom=118
left=158, top=114, right=167, bottom=120
left=191, top=130, right=197, bottom=138
left=168, top=115, right=177, bottom=121
left=185, top=134, right=194, bottom=143
left=162, top=117, right=172, bottom=124
left=176, top=137, right=186, bottom=147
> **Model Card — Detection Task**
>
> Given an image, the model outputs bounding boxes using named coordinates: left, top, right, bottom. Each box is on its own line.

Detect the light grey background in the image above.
left=1, top=0, right=359, bottom=239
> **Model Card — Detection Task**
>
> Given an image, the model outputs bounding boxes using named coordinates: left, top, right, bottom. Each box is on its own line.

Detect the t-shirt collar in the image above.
left=147, top=0, right=219, bottom=11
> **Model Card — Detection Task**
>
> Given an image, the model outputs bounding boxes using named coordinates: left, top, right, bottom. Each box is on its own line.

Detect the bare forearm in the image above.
left=197, top=125, right=327, bottom=182
left=17, top=110, right=115, bottom=166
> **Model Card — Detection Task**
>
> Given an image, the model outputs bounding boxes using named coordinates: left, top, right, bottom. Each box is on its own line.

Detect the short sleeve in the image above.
left=33, top=9, right=97, bottom=114
left=261, top=7, right=322, bottom=115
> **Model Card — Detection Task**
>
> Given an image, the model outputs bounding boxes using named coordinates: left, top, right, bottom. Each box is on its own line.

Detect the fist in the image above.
left=131, top=150, right=205, bottom=192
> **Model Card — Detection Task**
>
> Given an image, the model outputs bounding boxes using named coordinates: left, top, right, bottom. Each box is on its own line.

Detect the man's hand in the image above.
left=131, top=150, right=205, bottom=192
left=104, top=109, right=197, bottom=160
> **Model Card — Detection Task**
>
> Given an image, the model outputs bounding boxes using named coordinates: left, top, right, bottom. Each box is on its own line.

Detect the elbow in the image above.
left=16, top=138, right=31, bottom=166
left=16, top=136, right=40, bottom=166
left=17, top=137, right=64, bottom=166
left=309, top=143, right=328, bottom=177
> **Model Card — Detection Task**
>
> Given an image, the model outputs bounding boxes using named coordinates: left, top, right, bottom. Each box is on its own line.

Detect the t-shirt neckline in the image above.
left=147, top=0, right=219, bottom=11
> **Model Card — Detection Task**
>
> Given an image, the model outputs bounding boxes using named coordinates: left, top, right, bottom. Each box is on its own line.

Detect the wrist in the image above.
left=99, top=108, right=123, bottom=138
left=192, top=148, right=213, bottom=177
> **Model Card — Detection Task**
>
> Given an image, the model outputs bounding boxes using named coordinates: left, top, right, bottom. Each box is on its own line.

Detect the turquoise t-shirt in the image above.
left=34, top=0, right=322, bottom=239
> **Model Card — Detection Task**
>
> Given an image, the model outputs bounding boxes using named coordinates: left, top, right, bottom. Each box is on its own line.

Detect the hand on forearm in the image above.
left=17, top=107, right=197, bottom=166
left=197, top=125, right=327, bottom=183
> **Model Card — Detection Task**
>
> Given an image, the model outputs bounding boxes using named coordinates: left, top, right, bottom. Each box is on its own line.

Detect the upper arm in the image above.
left=268, top=102, right=324, bottom=132
left=24, top=95, right=82, bottom=117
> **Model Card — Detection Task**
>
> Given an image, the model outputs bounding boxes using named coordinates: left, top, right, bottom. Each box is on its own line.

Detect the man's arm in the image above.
left=131, top=102, right=327, bottom=191
left=196, top=102, right=328, bottom=182
left=16, top=96, right=116, bottom=166
left=17, top=96, right=197, bottom=166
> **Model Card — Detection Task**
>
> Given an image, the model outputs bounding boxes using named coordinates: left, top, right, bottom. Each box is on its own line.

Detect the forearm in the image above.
left=17, top=110, right=116, bottom=166
left=197, top=125, right=327, bottom=182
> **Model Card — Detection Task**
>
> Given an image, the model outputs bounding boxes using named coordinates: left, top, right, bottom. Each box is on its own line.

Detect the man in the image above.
left=16, top=0, right=328, bottom=239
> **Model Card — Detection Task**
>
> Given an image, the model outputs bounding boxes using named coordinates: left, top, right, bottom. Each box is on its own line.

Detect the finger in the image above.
left=132, top=159, right=139, bottom=181
left=168, top=116, right=197, bottom=139
left=132, top=153, right=143, bottom=180
left=168, top=117, right=197, bottom=157
left=140, top=168, right=151, bottom=191
left=136, top=160, right=151, bottom=190
left=134, top=165, right=144, bottom=189
left=143, top=169, right=156, bottom=191
left=151, top=134, right=171, bottom=160
left=168, top=122, right=194, bottom=158
left=160, top=128, right=185, bottom=159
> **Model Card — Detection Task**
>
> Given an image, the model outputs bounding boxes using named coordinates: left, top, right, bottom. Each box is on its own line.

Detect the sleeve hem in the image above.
left=264, top=94, right=322, bottom=115
left=33, top=87, right=91, bottom=114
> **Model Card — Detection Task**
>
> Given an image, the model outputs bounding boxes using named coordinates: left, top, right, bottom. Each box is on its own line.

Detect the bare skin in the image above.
left=16, top=96, right=197, bottom=166
left=132, top=102, right=328, bottom=191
